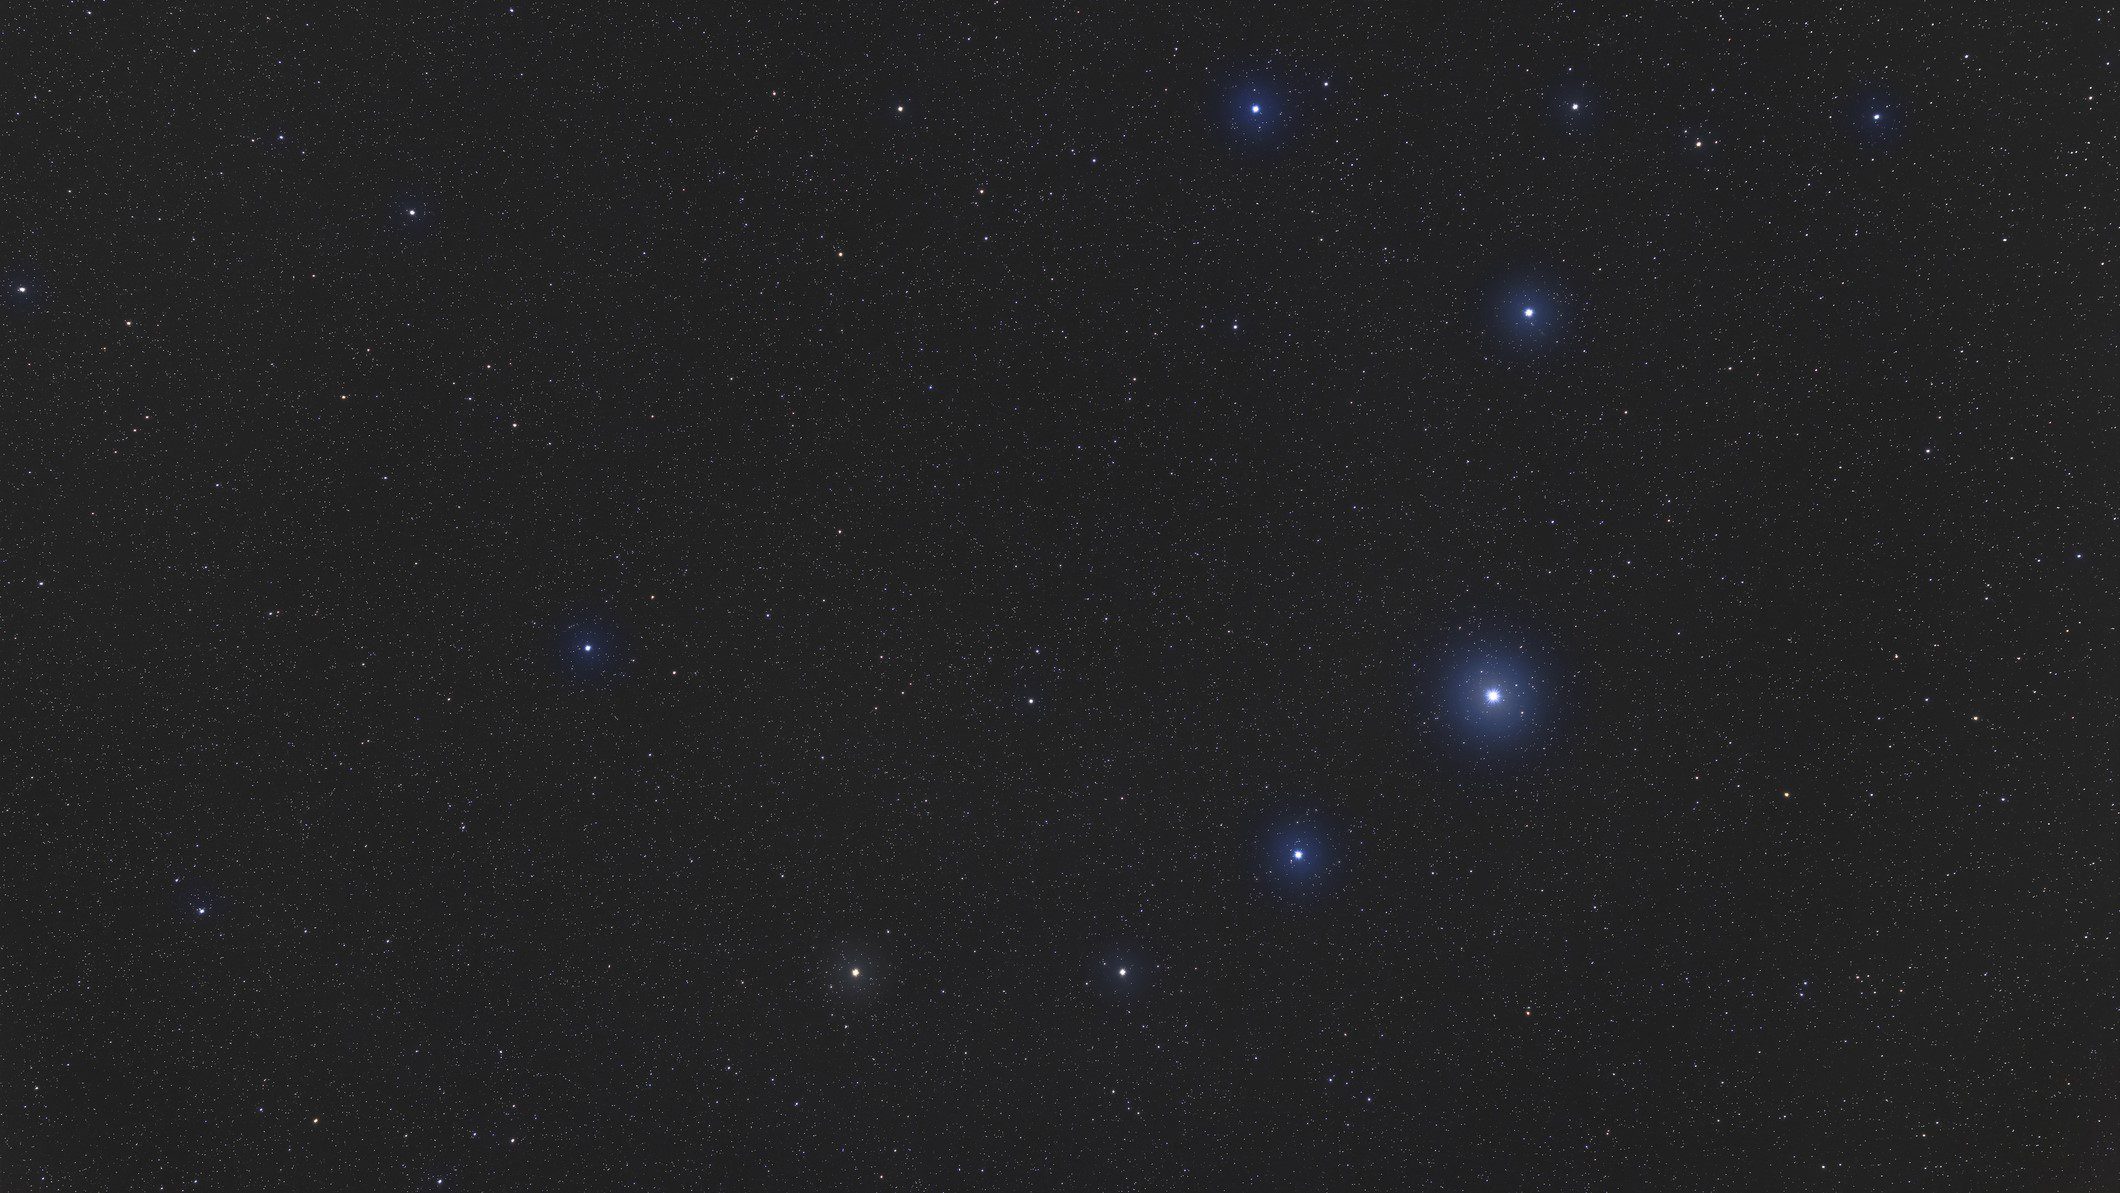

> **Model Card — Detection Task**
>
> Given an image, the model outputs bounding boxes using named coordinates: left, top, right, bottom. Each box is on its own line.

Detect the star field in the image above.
left=9, top=6, right=2110, bottom=1190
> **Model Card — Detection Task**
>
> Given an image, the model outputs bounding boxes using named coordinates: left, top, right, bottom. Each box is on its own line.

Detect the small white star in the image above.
left=14, top=286, right=24, bottom=293
left=1570, top=102, right=1580, bottom=110
left=1522, top=307, right=1535, bottom=318
left=407, top=208, right=417, bottom=216
left=195, top=907, right=206, bottom=915
left=1872, top=113, right=1882, bottom=121
left=1117, top=967, right=1127, bottom=976
left=582, top=643, right=592, bottom=652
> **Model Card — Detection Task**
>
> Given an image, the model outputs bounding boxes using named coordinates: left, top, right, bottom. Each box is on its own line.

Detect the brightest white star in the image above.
left=850, top=967, right=860, bottom=977
left=1523, top=307, right=1535, bottom=318
left=1485, top=688, right=1502, bottom=704
left=1250, top=103, right=1260, bottom=114
left=1292, top=849, right=1304, bottom=860
left=1117, top=967, right=1127, bottom=976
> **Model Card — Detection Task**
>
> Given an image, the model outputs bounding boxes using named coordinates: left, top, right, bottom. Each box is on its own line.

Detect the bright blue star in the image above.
left=1522, top=307, right=1535, bottom=318
left=1251, top=103, right=1261, bottom=114
left=195, top=907, right=207, bottom=915
left=1871, top=113, right=1881, bottom=121
left=1292, top=849, right=1304, bottom=860
left=1485, top=688, right=1502, bottom=704
left=582, top=644, right=593, bottom=652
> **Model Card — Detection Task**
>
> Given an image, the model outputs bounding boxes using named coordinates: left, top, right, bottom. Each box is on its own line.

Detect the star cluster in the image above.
left=9, top=6, right=2102, bottom=1190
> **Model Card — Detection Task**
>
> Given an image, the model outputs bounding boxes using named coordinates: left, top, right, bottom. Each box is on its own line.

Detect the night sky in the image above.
left=11, top=6, right=2113, bottom=1189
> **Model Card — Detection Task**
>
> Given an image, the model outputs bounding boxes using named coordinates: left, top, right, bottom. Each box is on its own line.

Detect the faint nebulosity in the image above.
left=10, top=6, right=2109, bottom=1189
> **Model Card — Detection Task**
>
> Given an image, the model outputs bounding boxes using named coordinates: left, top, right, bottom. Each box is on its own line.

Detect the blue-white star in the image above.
left=582, top=644, right=593, bottom=652
left=1485, top=688, right=1502, bottom=704
left=1522, top=307, right=1535, bottom=319
left=1251, top=103, right=1261, bottom=114
left=1292, top=849, right=1304, bottom=860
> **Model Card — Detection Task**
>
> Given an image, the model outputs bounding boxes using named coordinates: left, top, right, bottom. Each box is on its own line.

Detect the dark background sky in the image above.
left=9, top=4, right=2112, bottom=1189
